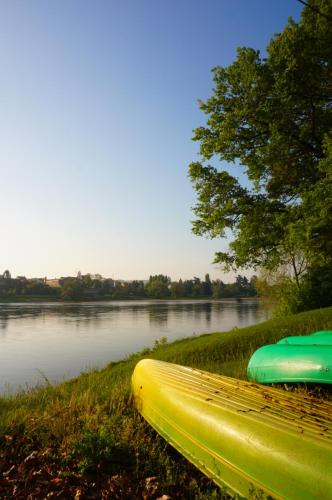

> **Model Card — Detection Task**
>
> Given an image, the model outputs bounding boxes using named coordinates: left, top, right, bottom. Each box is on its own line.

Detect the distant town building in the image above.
left=46, top=279, right=61, bottom=288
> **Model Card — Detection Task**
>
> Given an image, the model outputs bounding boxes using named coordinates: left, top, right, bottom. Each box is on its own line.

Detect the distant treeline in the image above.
left=0, top=271, right=257, bottom=301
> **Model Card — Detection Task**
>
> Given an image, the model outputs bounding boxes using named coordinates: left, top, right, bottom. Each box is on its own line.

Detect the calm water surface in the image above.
left=0, top=299, right=269, bottom=393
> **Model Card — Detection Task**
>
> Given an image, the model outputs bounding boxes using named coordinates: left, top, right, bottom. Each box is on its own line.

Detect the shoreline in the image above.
left=0, top=295, right=259, bottom=303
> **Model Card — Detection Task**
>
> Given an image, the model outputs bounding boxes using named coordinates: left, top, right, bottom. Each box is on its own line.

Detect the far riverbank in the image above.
left=0, top=295, right=258, bottom=303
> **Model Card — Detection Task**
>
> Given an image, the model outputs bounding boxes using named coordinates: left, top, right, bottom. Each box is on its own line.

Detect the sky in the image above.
left=0, top=0, right=303, bottom=282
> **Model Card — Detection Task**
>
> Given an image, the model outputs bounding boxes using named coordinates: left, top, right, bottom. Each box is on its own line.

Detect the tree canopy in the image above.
left=189, top=0, right=332, bottom=291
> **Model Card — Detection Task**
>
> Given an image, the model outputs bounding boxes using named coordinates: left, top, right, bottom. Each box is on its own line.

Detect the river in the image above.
left=0, top=299, right=269, bottom=393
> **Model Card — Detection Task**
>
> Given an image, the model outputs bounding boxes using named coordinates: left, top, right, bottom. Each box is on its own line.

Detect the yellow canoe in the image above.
left=132, top=359, right=332, bottom=499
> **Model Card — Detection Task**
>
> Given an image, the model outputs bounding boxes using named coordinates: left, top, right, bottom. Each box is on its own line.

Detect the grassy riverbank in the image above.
left=1, top=307, right=332, bottom=498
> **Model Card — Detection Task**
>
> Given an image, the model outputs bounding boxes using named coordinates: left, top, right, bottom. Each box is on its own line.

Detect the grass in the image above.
left=1, top=306, right=332, bottom=498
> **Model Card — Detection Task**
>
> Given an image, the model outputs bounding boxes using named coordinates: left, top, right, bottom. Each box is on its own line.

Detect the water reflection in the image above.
left=0, top=299, right=269, bottom=393
left=0, top=299, right=267, bottom=324
left=148, top=307, right=168, bottom=327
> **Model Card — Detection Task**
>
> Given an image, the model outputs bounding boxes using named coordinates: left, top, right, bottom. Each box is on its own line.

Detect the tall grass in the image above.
left=1, top=306, right=332, bottom=498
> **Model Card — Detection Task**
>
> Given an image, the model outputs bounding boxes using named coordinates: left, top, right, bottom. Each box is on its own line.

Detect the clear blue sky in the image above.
left=0, top=0, right=302, bottom=281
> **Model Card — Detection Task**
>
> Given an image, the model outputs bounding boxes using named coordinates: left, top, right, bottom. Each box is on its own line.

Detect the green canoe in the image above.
left=278, top=335, right=332, bottom=345
left=311, top=330, right=332, bottom=336
left=247, top=344, right=332, bottom=384
left=132, top=359, right=332, bottom=499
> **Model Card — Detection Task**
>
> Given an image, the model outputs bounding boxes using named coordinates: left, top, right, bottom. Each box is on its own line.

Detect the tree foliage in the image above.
left=0, top=272, right=257, bottom=300
left=61, top=278, right=84, bottom=300
left=189, top=0, right=332, bottom=281
left=145, top=275, right=171, bottom=298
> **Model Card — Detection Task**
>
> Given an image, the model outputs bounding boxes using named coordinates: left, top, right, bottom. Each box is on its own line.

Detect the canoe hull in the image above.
left=132, top=359, right=332, bottom=499
left=311, top=330, right=332, bottom=336
left=247, top=344, right=332, bottom=384
left=278, top=335, right=332, bottom=345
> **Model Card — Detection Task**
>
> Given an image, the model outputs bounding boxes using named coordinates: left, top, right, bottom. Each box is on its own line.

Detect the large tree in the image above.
left=189, top=0, right=332, bottom=293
